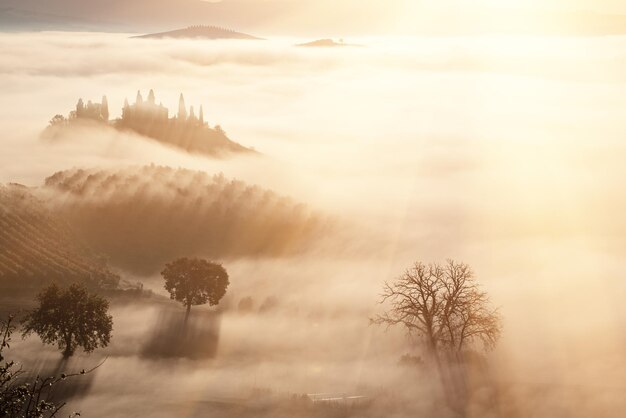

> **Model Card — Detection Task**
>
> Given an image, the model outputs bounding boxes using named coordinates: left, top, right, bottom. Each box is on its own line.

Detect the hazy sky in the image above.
left=2, top=0, right=626, bottom=35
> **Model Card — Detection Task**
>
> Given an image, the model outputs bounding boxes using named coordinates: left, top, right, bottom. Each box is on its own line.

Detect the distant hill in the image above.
left=296, top=39, right=361, bottom=48
left=133, top=25, right=262, bottom=40
left=3, top=2, right=626, bottom=37
left=44, top=166, right=333, bottom=275
left=43, top=90, right=257, bottom=158
left=0, top=184, right=120, bottom=290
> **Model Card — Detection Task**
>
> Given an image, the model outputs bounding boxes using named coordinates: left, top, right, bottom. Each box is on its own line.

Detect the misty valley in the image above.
left=1, top=9, right=626, bottom=418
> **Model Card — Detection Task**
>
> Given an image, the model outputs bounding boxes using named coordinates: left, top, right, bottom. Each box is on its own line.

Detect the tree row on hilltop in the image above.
left=42, top=166, right=330, bottom=274
left=45, top=90, right=254, bottom=157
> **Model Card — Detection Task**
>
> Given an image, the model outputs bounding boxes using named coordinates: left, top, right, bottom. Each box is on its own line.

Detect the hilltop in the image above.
left=1, top=166, right=335, bottom=279
left=133, top=25, right=262, bottom=40
left=43, top=166, right=333, bottom=275
left=296, top=38, right=362, bottom=48
left=43, top=90, right=256, bottom=157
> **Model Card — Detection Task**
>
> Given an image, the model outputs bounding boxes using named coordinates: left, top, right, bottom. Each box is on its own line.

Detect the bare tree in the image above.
left=373, top=260, right=502, bottom=412
left=374, top=260, right=501, bottom=357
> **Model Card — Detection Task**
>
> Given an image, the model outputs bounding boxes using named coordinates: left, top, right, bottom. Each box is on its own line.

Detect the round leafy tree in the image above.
left=161, top=258, right=229, bottom=322
left=23, top=283, right=113, bottom=358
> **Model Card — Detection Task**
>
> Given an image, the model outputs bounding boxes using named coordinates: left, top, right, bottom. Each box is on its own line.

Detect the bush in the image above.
left=1, top=315, right=86, bottom=417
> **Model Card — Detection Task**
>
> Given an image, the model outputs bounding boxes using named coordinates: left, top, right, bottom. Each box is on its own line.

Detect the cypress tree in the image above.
left=122, top=98, right=130, bottom=120
left=76, top=98, right=84, bottom=117
left=178, top=93, right=187, bottom=120
left=101, top=95, right=109, bottom=121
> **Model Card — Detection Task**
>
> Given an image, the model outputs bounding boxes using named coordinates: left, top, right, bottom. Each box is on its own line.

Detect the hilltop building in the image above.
left=74, top=95, right=109, bottom=122
left=45, top=89, right=252, bottom=156
left=121, top=90, right=205, bottom=126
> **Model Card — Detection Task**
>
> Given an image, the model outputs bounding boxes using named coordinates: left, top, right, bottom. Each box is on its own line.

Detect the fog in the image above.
left=1, top=31, right=626, bottom=417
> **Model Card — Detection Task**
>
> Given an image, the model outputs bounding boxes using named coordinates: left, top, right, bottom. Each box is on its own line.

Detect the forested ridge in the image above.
left=44, top=90, right=256, bottom=157
left=44, top=165, right=333, bottom=274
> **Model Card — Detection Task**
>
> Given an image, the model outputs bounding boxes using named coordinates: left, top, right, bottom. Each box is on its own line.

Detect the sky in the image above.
left=2, top=0, right=626, bottom=35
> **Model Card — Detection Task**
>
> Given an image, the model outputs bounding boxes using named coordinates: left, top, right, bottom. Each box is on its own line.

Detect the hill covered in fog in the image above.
left=0, top=183, right=120, bottom=289
left=296, top=39, right=361, bottom=48
left=4, top=1, right=626, bottom=37
left=43, top=90, right=256, bottom=158
left=133, top=25, right=262, bottom=40
left=43, top=166, right=333, bottom=275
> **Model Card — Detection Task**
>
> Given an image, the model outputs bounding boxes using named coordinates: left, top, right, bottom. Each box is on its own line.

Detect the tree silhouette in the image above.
left=48, top=114, right=66, bottom=126
left=178, top=93, right=187, bottom=120
left=22, top=284, right=113, bottom=358
left=214, top=124, right=226, bottom=135
left=121, top=97, right=130, bottom=121
left=75, top=99, right=84, bottom=117
left=101, top=95, right=109, bottom=121
left=161, top=258, right=229, bottom=323
left=374, top=260, right=501, bottom=356
left=2, top=315, right=103, bottom=417
left=374, top=260, right=501, bottom=411
left=147, top=89, right=155, bottom=104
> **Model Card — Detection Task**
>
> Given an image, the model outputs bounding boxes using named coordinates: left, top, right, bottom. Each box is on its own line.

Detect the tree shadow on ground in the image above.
left=141, top=309, right=221, bottom=359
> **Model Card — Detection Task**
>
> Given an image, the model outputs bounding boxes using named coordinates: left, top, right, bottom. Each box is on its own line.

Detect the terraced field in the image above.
left=0, top=184, right=119, bottom=289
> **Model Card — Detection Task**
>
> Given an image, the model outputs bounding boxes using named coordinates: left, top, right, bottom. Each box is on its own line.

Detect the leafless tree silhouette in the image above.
left=374, top=260, right=502, bottom=413
left=374, top=260, right=501, bottom=356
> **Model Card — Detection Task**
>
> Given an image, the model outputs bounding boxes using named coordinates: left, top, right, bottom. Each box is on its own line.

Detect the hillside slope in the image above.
left=133, top=25, right=261, bottom=40
left=44, top=166, right=333, bottom=275
left=0, top=184, right=120, bottom=289
left=296, top=39, right=362, bottom=48
left=43, top=90, right=257, bottom=158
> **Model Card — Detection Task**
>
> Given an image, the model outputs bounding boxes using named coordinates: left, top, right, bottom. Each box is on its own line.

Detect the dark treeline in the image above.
left=43, top=165, right=333, bottom=275
left=45, top=90, right=255, bottom=157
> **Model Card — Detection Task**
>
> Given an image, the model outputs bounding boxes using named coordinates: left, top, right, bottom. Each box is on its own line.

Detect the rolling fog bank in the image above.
left=1, top=32, right=626, bottom=417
